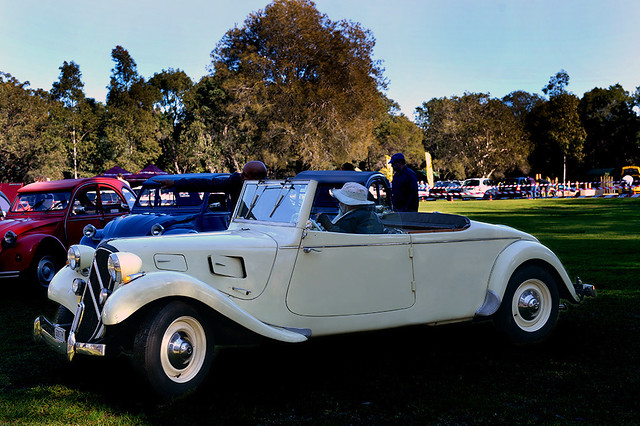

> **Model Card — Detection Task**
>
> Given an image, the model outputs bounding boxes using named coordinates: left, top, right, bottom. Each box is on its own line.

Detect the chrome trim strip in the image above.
left=0, top=271, right=20, bottom=278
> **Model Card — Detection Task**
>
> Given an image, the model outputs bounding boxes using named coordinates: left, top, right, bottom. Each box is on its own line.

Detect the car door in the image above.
left=65, top=184, right=105, bottom=245
left=286, top=230, right=415, bottom=316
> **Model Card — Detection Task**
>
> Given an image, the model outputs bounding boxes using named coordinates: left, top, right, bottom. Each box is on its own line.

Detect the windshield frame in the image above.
left=234, top=180, right=312, bottom=227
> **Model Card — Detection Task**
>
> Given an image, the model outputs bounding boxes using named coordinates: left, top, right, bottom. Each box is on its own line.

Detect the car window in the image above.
left=121, top=187, right=136, bottom=208
left=100, top=187, right=130, bottom=214
left=136, top=186, right=205, bottom=209
left=236, top=182, right=308, bottom=224
left=11, top=191, right=71, bottom=213
left=71, top=186, right=100, bottom=216
left=207, top=192, right=229, bottom=212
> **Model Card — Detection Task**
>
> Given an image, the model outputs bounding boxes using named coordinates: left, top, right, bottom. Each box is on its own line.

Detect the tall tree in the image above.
left=50, top=61, right=100, bottom=178
left=416, top=93, right=530, bottom=179
left=101, top=46, right=161, bottom=172
left=209, top=0, right=387, bottom=173
left=0, top=73, right=64, bottom=182
left=579, top=84, right=640, bottom=171
left=370, top=98, right=424, bottom=172
left=148, top=68, right=194, bottom=173
left=528, top=71, right=585, bottom=181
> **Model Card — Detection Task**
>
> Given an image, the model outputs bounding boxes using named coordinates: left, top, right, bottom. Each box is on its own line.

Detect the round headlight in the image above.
left=83, top=224, right=97, bottom=238
left=68, top=246, right=81, bottom=270
left=107, top=254, right=121, bottom=283
left=3, top=230, right=17, bottom=245
left=151, top=223, right=164, bottom=236
left=67, top=245, right=95, bottom=271
left=107, top=252, right=142, bottom=285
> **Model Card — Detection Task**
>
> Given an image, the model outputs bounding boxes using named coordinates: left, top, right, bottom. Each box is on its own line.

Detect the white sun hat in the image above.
left=331, top=182, right=373, bottom=206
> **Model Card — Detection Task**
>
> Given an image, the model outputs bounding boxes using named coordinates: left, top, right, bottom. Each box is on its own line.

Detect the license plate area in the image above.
left=54, top=326, right=66, bottom=343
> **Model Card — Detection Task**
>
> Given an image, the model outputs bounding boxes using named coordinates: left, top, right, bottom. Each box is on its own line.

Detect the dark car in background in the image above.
left=81, top=173, right=233, bottom=248
left=0, top=177, right=135, bottom=288
left=484, top=177, right=537, bottom=199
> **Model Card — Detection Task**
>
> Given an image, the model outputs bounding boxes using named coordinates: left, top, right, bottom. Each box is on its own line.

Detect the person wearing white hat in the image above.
left=316, top=182, right=384, bottom=234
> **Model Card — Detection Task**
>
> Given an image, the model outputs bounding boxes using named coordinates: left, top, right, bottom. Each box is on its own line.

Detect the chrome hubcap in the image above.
left=160, top=316, right=207, bottom=383
left=167, top=332, right=193, bottom=369
left=512, top=279, right=552, bottom=332
left=518, top=289, right=541, bottom=321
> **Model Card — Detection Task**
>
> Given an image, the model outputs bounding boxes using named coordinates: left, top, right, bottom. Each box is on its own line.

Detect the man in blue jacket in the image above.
left=389, top=153, right=419, bottom=212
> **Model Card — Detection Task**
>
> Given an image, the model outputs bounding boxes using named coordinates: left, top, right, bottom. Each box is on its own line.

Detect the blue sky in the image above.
left=2, top=0, right=639, bottom=117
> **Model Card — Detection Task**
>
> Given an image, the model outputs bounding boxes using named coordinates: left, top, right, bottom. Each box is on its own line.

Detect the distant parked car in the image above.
left=81, top=173, right=233, bottom=248
left=0, top=177, right=135, bottom=288
left=429, top=180, right=462, bottom=199
left=459, top=178, right=494, bottom=199
left=484, top=177, right=536, bottom=199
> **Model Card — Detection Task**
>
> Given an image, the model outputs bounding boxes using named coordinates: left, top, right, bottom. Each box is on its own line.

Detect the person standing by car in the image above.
left=389, top=153, right=419, bottom=212
left=316, top=182, right=383, bottom=234
left=160, top=161, right=268, bottom=210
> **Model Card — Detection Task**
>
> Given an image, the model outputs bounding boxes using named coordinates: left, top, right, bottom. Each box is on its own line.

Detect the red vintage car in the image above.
left=0, top=177, right=136, bottom=289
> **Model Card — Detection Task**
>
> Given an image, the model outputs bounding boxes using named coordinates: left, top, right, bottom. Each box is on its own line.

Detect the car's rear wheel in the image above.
left=494, top=265, right=559, bottom=344
left=133, top=301, right=214, bottom=399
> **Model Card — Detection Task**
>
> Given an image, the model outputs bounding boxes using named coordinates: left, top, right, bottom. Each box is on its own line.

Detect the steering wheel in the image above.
left=306, top=219, right=324, bottom=231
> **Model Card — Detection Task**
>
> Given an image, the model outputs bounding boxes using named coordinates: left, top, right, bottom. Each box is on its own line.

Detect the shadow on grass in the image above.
left=3, top=289, right=638, bottom=425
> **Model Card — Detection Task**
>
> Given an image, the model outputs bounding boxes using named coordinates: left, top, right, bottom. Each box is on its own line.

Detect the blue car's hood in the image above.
left=102, top=212, right=199, bottom=239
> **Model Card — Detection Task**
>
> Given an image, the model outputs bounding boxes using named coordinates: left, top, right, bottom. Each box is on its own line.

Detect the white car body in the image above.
left=35, top=172, right=593, bottom=398
left=459, top=178, right=494, bottom=199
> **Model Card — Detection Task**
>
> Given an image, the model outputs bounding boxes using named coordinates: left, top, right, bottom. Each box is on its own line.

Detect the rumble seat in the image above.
left=380, top=212, right=470, bottom=233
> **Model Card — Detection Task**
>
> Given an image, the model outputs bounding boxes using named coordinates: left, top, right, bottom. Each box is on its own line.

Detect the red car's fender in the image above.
left=1, top=233, right=66, bottom=274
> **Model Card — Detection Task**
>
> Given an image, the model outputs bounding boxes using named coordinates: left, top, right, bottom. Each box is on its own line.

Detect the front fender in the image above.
left=484, top=240, right=579, bottom=312
left=48, top=265, right=83, bottom=312
left=1, top=234, right=65, bottom=272
left=101, top=271, right=307, bottom=343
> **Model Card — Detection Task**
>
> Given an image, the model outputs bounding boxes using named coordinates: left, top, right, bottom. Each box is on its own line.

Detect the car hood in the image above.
left=102, top=212, right=200, bottom=238
left=0, top=216, right=62, bottom=236
left=107, top=229, right=278, bottom=299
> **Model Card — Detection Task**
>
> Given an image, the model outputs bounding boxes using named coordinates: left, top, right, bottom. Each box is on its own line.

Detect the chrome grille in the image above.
left=74, top=245, right=117, bottom=342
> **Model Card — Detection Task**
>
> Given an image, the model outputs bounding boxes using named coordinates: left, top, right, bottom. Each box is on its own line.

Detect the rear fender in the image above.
left=101, top=271, right=308, bottom=343
left=480, top=240, right=579, bottom=316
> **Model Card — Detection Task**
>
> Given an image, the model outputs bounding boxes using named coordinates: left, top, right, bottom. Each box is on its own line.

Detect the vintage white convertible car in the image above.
left=34, top=171, right=595, bottom=398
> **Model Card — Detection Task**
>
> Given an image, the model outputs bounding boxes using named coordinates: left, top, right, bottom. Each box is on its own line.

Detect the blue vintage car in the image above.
left=81, top=173, right=232, bottom=247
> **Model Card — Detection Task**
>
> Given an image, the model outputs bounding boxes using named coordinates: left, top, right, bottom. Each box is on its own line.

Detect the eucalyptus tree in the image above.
left=579, top=84, right=640, bottom=171
left=416, top=93, right=530, bottom=180
left=528, top=70, right=585, bottom=181
left=101, top=46, right=161, bottom=172
left=0, top=73, right=63, bottom=182
left=50, top=61, right=101, bottom=178
left=209, top=0, right=387, bottom=173
left=148, top=68, right=194, bottom=173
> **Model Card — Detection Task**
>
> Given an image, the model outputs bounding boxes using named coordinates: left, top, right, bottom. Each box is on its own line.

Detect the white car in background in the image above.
left=460, top=178, right=494, bottom=199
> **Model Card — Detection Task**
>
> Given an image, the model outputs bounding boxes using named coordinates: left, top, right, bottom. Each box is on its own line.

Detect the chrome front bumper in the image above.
left=33, top=302, right=106, bottom=360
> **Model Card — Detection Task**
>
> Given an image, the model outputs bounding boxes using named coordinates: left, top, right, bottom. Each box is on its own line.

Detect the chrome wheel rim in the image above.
left=160, top=316, right=207, bottom=383
left=511, top=279, right=552, bottom=332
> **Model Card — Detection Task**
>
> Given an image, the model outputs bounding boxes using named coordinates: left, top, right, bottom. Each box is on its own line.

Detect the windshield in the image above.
left=11, top=191, right=72, bottom=213
left=236, top=182, right=308, bottom=224
left=136, top=186, right=205, bottom=209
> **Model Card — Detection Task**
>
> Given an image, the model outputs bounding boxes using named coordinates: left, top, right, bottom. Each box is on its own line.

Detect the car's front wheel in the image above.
left=494, top=265, right=559, bottom=344
left=31, top=254, right=60, bottom=289
left=133, top=301, right=214, bottom=399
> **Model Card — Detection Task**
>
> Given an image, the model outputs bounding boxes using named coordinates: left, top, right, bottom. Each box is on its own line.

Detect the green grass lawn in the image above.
left=1, top=197, right=638, bottom=424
